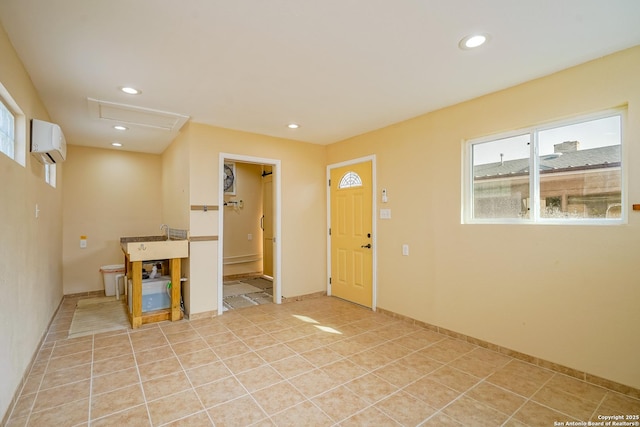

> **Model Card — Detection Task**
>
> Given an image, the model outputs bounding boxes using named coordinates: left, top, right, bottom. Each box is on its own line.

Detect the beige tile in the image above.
left=27, top=398, right=89, bottom=427
left=251, top=381, right=306, bottom=415
left=339, top=406, right=401, bottom=426
left=321, top=359, right=367, bottom=384
left=375, top=390, right=436, bottom=426
left=160, top=320, right=194, bottom=335
left=513, top=401, right=579, bottom=425
left=418, top=339, right=476, bottom=363
left=196, top=376, right=247, bottom=408
left=186, top=361, right=232, bottom=387
left=147, top=389, right=204, bottom=426
left=93, top=332, right=131, bottom=349
left=212, top=341, right=251, bottom=360
left=532, top=385, right=600, bottom=420
left=177, top=348, right=219, bottom=370
left=398, top=353, right=443, bottom=375
left=143, top=371, right=192, bottom=401
left=546, top=374, right=608, bottom=403
left=46, top=350, right=92, bottom=372
left=165, top=329, right=201, bottom=345
left=92, top=367, right=140, bottom=395
left=288, top=368, right=342, bottom=398
left=236, top=365, right=284, bottom=392
left=90, top=404, right=151, bottom=427
left=5, top=415, right=29, bottom=427
left=442, top=395, right=509, bottom=427
left=9, top=392, right=36, bottom=419
left=171, top=337, right=209, bottom=355
left=312, top=385, right=369, bottom=422
left=91, top=383, right=145, bottom=420
left=466, top=382, right=526, bottom=415
left=130, top=334, right=169, bottom=352
left=207, top=395, right=267, bottom=426
left=271, top=355, right=315, bottom=379
left=596, top=392, right=640, bottom=415
left=39, top=363, right=91, bottom=390
left=421, top=412, right=465, bottom=427
left=50, top=340, right=93, bottom=358
left=93, top=341, right=133, bottom=362
left=270, top=400, right=333, bottom=427
left=256, top=344, right=297, bottom=363
left=391, top=330, right=445, bottom=351
left=192, top=323, right=229, bottom=337
left=428, top=366, right=480, bottom=393
left=233, top=325, right=267, bottom=340
left=92, top=353, right=136, bottom=376
left=344, top=373, right=398, bottom=404
left=373, top=360, right=425, bottom=388
left=448, top=354, right=501, bottom=378
left=300, top=346, right=344, bottom=367
left=466, top=347, right=512, bottom=369
left=135, top=345, right=175, bottom=365
left=372, top=341, right=413, bottom=360
left=224, top=352, right=265, bottom=374
left=242, top=333, right=279, bottom=350
left=32, top=379, right=90, bottom=412
left=137, top=357, right=181, bottom=382
left=487, top=368, right=551, bottom=398
left=269, top=327, right=309, bottom=342
left=403, top=377, right=461, bottom=409
left=163, top=410, right=212, bottom=426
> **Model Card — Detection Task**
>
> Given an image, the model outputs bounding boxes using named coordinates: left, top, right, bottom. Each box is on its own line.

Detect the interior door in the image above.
left=262, top=170, right=274, bottom=278
left=330, top=161, right=373, bottom=307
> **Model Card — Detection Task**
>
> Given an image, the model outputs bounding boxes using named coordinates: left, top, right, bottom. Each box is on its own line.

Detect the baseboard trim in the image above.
left=376, top=306, right=640, bottom=400
left=187, top=310, right=218, bottom=320
left=281, top=290, right=326, bottom=303
left=2, top=295, right=65, bottom=426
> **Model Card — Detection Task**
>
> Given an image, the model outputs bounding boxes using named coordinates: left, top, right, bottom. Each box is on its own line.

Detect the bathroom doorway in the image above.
left=218, top=153, right=281, bottom=313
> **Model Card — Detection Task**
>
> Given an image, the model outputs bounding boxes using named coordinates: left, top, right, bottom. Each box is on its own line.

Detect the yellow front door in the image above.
left=330, top=161, right=373, bottom=307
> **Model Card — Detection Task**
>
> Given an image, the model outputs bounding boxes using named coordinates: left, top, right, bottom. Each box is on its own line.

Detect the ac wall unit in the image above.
left=30, top=118, right=67, bottom=164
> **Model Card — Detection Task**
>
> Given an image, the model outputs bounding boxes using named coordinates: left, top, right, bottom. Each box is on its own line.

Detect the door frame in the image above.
left=218, top=153, right=282, bottom=315
left=327, top=155, right=377, bottom=310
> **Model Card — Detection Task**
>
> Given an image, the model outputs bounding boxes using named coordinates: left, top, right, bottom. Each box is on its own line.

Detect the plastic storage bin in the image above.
left=100, top=264, right=125, bottom=296
left=128, top=276, right=171, bottom=313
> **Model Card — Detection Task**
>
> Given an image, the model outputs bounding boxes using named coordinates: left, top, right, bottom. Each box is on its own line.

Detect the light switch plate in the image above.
left=380, top=209, right=391, bottom=219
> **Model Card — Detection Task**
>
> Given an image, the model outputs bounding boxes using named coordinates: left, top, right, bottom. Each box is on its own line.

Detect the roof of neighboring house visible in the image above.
left=474, top=145, right=620, bottom=179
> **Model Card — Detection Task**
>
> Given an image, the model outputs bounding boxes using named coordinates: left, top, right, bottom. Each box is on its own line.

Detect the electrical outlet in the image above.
left=402, top=244, right=409, bottom=256
left=80, top=235, right=87, bottom=248
left=247, top=233, right=253, bottom=241
left=380, top=208, right=391, bottom=219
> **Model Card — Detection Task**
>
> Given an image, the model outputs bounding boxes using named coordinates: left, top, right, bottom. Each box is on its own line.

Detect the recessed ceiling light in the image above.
left=287, top=123, right=300, bottom=129
left=120, top=86, right=141, bottom=95
left=111, top=142, right=122, bottom=147
left=459, top=33, right=489, bottom=50
left=113, top=125, right=128, bottom=131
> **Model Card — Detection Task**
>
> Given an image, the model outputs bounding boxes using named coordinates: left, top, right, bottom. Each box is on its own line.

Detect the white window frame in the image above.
left=463, top=108, right=626, bottom=225
left=0, top=82, right=26, bottom=166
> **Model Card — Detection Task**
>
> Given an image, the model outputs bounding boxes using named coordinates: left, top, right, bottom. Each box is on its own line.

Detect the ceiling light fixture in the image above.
left=113, top=125, right=128, bottom=131
left=111, top=142, right=122, bottom=147
left=287, top=123, right=300, bottom=129
left=459, top=33, right=489, bottom=50
left=120, top=86, right=141, bottom=95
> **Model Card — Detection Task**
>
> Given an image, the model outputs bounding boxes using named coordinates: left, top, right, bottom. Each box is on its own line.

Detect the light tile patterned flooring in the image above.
left=5, top=295, right=640, bottom=426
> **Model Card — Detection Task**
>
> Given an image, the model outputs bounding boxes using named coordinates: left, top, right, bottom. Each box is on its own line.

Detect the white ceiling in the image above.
left=1, top=1, right=640, bottom=154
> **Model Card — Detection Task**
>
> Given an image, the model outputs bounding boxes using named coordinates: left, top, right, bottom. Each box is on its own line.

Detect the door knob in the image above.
left=361, top=243, right=371, bottom=248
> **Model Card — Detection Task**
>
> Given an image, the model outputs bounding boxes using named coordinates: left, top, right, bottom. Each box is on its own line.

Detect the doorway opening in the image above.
left=218, top=153, right=281, bottom=314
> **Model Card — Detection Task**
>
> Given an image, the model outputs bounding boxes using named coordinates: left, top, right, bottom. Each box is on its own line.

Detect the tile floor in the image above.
left=5, top=295, right=639, bottom=427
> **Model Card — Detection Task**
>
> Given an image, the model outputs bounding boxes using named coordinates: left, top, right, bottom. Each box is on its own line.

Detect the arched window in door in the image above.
left=339, top=171, right=362, bottom=189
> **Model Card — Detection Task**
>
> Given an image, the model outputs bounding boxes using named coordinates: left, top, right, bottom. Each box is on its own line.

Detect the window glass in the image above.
left=538, top=116, right=621, bottom=219
left=472, top=134, right=531, bottom=219
left=466, top=110, right=623, bottom=224
left=0, top=99, right=15, bottom=160
left=339, top=171, right=363, bottom=189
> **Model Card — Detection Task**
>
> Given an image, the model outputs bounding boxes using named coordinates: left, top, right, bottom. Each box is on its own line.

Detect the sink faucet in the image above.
left=160, top=224, right=169, bottom=237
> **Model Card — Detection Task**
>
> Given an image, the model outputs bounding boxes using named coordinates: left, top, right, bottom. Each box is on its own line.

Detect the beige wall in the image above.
left=179, top=123, right=327, bottom=315
left=223, top=162, right=264, bottom=277
left=62, top=145, right=163, bottom=294
left=327, top=46, right=640, bottom=389
left=0, top=25, right=62, bottom=419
